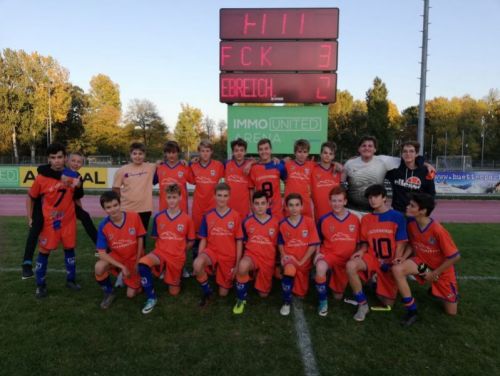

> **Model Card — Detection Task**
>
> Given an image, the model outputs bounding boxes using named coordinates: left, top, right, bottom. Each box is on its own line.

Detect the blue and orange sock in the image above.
left=35, top=253, right=49, bottom=287
left=402, top=296, right=417, bottom=312
left=281, top=276, right=294, bottom=305
left=96, top=275, right=113, bottom=294
left=138, top=264, right=156, bottom=300
left=315, top=276, right=328, bottom=302
left=235, top=274, right=250, bottom=301
left=64, top=248, right=76, bottom=281
left=196, top=274, right=212, bottom=296
left=354, top=290, right=367, bottom=305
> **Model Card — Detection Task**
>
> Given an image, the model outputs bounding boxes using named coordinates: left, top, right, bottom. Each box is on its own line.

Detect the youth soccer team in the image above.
left=25, top=136, right=460, bottom=327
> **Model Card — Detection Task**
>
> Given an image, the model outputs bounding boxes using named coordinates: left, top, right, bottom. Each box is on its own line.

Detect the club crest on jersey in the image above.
left=177, top=224, right=184, bottom=232
left=349, top=225, right=356, bottom=232
left=178, top=171, right=184, bottom=178
left=108, top=234, right=114, bottom=241
left=329, top=225, right=335, bottom=232
left=305, top=168, right=310, bottom=174
left=160, top=223, right=165, bottom=230
left=210, top=169, right=215, bottom=176
left=129, top=227, right=136, bottom=235
left=227, top=221, right=234, bottom=229
left=302, top=230, right=309, bottom=238
left=429, top=237, right=436, bottom=245
left=268, top=228, right=275, bottom=236
left=249, top=227, right=255, bottom=234
left=40, top=237, right=47, bottom=246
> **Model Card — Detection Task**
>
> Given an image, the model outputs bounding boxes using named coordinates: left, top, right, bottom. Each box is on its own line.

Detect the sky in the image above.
left=1, top=0, right=499, bottom=128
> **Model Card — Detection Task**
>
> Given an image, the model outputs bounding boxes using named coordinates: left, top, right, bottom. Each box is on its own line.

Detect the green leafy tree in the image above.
left=54, top=85, right=88, bottom=150
left=366, top=77, right=391, bottom=154
left=174, top=103, right=203, bottom=158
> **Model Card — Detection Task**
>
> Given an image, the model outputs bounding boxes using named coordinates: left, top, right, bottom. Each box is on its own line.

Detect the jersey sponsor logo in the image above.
left=195, top=176, right=215, bottom=184
left=159, top=231, right=183, bottom=241
left=287, top=238, right=308, bottom=248
left=412, top=241, right=439, bottom=254
left=289, top=171, right=309, bottom=181
left=161, top=177, right=180, bottom=186
left=368, top=228, right=393, bottom=235
left=211, top=226, right=233, bottom=236
left=128, top=227, right=136, bottom=235
left=328, top=232, right=356, bottom=241
left=316, top=179, right=336, bottom=188
left=110, top=239, right=137, bottom=249
left=226, top=175, right=247, bottom=184
left=249, top=234, right=273, bottom=245
left=177, top=224, right=185, bottom=232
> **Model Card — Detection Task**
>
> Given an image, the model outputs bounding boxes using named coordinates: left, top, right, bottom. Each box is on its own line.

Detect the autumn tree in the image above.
left=366, top=77, right=391, bottom=154
left=202, top=115, right=216, bottom=141
left=174, top=103, right=203, bottom=158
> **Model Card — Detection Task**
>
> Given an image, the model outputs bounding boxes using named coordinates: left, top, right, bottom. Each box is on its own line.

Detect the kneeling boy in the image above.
left=193, top=183, right=243, bottom=306
left=233, top=191, right=279, bottom=314
left=392, top=193, right=461, bottom=326
left=95, top=191, right=146, bottom=309
left=138, top=184, right=195, bottom=314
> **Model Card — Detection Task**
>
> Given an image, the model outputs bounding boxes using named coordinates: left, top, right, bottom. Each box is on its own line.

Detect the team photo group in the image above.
left=24, top=135, right=460, bottom=327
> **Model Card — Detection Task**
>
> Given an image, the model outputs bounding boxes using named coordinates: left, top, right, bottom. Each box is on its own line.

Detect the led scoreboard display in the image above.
left=219, top=8, right=339, bottom=104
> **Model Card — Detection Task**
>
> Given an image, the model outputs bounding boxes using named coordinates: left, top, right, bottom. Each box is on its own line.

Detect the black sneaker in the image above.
left=22, top=264, right=34, bottom=280
left=199, top=293, right=212, bottom=307
left=401, top=311, right=418, bottom=327
left=66, top=280, right=81, bottom=291
left=100, top=293, right=116, bottom=309
left=36, top=286, right=48, bottom=299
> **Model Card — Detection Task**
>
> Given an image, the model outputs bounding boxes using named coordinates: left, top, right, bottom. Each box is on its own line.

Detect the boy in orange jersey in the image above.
left=392, top=193, right=461, bottom=326
left=311, top=141, right=343, bottom=221
left=278, top=193, right=320, bottom=316
left=225, top=138, right=253, bottom=220
left=232, top=191, right=279, bottom=314
left=155, top=141, right=190, bottom=213
left=346, top=184, right=408, bottom=322
left=27, top=143, right=80, bottom=298
left=315, top=186, right=360, bottom=316
left=192, top=183, right=243, bottom=306
left=137, top=184, right=195, bottom=314
left=94, top=191, right=146, bottom=309
left=248, top=138, right=287, bottom=221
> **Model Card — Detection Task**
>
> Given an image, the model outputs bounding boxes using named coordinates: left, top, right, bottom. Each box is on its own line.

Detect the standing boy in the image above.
left=232, top=191, right=279, bottom=314
left=192, top=183, right=243, bottom=306
left=346, top=184, right=408, bottom=321
left=27, top=143, right=80, bottom=298
left=392, top=193, right=460, bottom=326
left=94, top=191, right=146, bottom=309
left=278, top=193, right=320, bottom=316
left=138, top=184, right=195, bottom=314
left=225, top=138, right=252, bottom=220
left=315, top=186, right=360, bottom=316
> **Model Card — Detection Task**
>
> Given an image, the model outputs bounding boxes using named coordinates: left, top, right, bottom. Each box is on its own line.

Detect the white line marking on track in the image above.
left=458, top=276, right=500, bottom=281
left=293, top=299, right=320, bottom=376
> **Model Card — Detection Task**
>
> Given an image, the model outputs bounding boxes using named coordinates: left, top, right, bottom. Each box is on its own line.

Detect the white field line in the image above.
left=292, top=299, right=320, bottom=376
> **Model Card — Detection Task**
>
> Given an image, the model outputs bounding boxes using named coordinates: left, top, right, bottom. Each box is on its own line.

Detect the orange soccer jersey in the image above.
left=199, top=208, right=243, bottom=288
left=278, top=215, right=320, bottom=297
left=249, top=161, right=286, bottom=220
left=151, top=210, right=196, bottom=286
left=29, top=174, right=76, bottom=251
left=360, top=210, right=407, bottom=300
left=317, top=211, right=360, bottom=294
left=96, top=212, right=146, bottom=289
left=407, top=218, right=460, bottom=302
left=242, top=214, right=279, bottom=293
left=311, top=163, right=341, bottom=220
left=284, top=160, right=314, bottom=217
left=189, top=160, right=225, bottom=234
left=155, top=162, right=190, bottom=213
left=225, top=159, right=252, bottom=219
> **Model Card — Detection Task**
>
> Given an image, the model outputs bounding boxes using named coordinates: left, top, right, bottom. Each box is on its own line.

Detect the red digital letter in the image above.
left=221, top=46, right=232, bottom=67
left=260, top=46, right=272, bottom=67
left=281, top=13, right=287, bottom=35
left=299, top=13, right=305, bottom=35
left=241, top=46, right=252, bottom=66
left=315, top=76, right=331, bottom=100
left=318, top=44, right=332, bottom=69
left=261, top=13, right=267, bottom=35
left=243, top=13, right=257, bottom=35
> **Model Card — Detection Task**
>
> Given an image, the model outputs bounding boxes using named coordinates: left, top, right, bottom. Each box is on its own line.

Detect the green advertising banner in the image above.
left=0, top=166, right=20, bottom=188
left=227, top=105, right=328, bottom=154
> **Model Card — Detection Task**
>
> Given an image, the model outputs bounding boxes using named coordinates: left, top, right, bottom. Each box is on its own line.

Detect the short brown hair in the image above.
left=329, top=186, right=347, bottom=200
left=401, top=141, right=420, bottom=154
left=321, top=141, right=337, bottom=154
left=294, top=139, right=310, bottom=153
left=358, top=135, right=377, bottom=149
left=285, top=193, right=302, bottom=205
left=165, top=183, right=181, bottom=196
left=130, top=142, right=146, bottom=153
left=198, top=140, right=213, bottom=151
left=163, top=140, right=180, bottom=153
left=257, top=138, right=272, bottom=149
left=230, top=138, right=247, bottom=151
left=215, top=182, right=231, bottom=193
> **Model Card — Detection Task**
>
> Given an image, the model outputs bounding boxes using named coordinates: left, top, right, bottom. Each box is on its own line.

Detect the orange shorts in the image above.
left=245, top=250, right=275, bottom=294
left=151, top=249, right=185, bottom=287
left=39, top=217, right=76, bottom=252
left=410, top=257, right=459, bottom=303
left=202, top=247, right=236, bottom=289
left=108, top=254, right=140, bottom=289
left=361, top=252, right=398, bottom=301
left=283, top=258, right=312, bottom=298
left=316, top=253, right=349, bottom=295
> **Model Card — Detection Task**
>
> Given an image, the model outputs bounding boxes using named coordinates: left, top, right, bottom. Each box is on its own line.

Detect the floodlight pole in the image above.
left=417, top=0, right=430, bottom=156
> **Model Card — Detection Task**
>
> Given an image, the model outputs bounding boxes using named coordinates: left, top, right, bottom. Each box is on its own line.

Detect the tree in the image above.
left=366, top=77, right=391, bottom=154
left=202, top=115, right=216, bottom=141
left=174, top=103, right=203, bottom=158
left=82, top=74, right=125, bottom=155
left=54, top=85, right=88, bottom=150
left=124, top=99, right=168, bottom=154
left=214, top=119, right=228, bottom=160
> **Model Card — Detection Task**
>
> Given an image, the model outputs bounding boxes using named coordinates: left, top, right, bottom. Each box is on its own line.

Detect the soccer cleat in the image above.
left=353, top=303, right=370, bottom=321
left=182, top=267, right=191, bottom=279
left=318, top=300, right=328, bottom=317
left=141, top=298, right=158, bottom=314
left=66, top=280, right=81, bottom=291
left=280, top=303, right=291, bottom=316
left=114, top=272, right=124, bottom=288
left=232, top=299, right=247, bottom=315
left=199, top=293, right=212, bottom=308
left=100, top=293, right=116, bottom=310
left=343, top=297, right=358, bottom=306
left=22, top=264, right=34, bottom=280
left=35, top=286, right=48, bottom=299
left=370, top=304, right=392, bottom=312
left=401, top=311, right=418, bottom=327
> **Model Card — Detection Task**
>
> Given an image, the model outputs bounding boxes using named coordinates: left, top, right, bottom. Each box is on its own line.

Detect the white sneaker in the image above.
left=114, top=272, right=124, bottom=288
left=182, top=268, right=191, bottom=279
left=141, top=298, right=157, bottom=314
left=280, top=303, right=291, bottom=316
left=353, top=303, right=369, bottom=321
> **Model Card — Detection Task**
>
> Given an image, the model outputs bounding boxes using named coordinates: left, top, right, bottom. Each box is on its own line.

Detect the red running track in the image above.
left=1, top=194, right=499, bottom=223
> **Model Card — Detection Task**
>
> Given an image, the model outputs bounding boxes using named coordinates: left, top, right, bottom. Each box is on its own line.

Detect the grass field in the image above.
left=1, top=217, right=499, bottom=375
